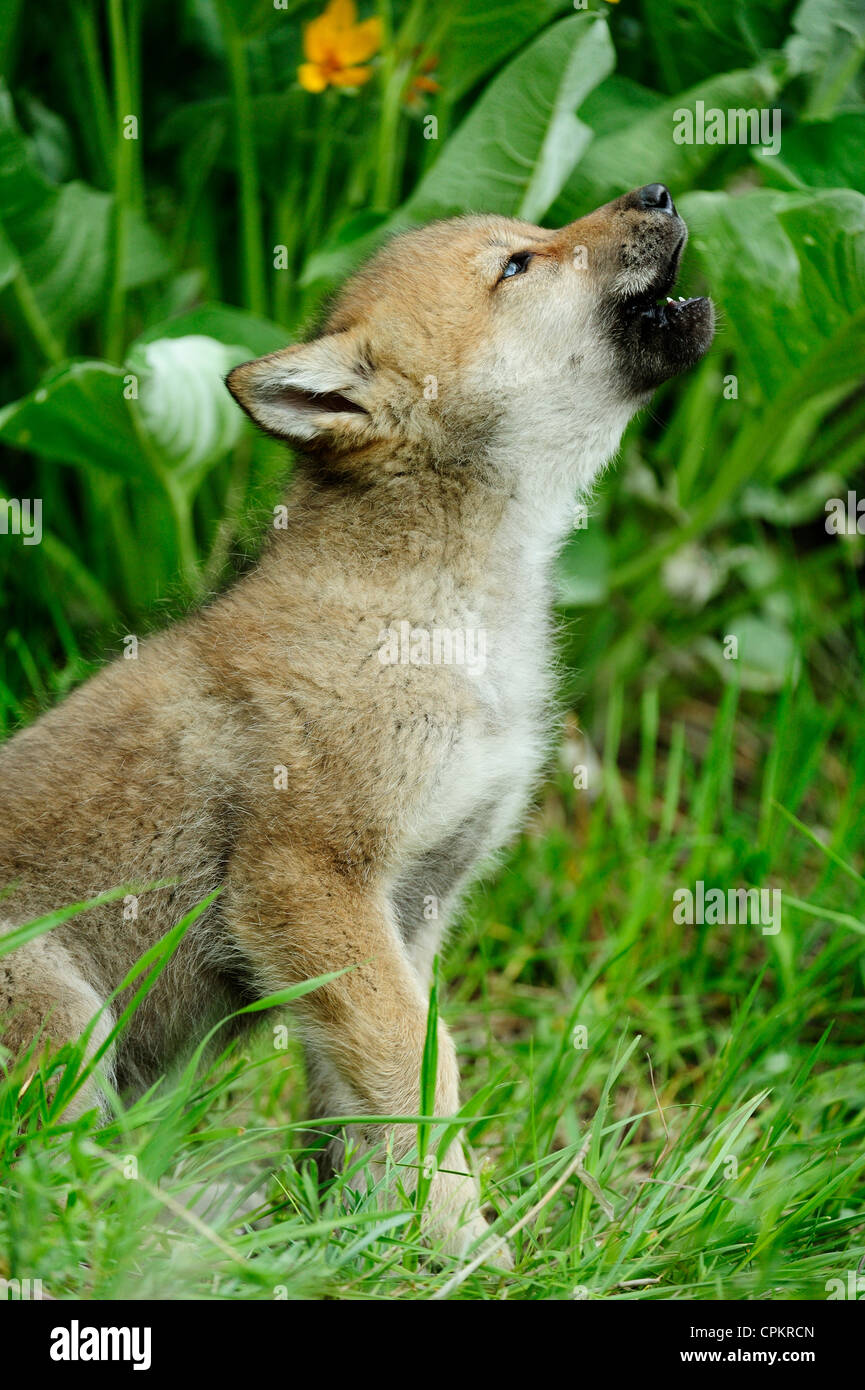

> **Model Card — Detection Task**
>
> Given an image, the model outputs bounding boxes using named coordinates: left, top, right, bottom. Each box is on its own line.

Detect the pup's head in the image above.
left=227, top=185, right=713, bottom=491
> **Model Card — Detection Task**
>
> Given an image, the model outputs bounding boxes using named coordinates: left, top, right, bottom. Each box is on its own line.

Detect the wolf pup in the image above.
left=0, top=185, right=713, bottom=1261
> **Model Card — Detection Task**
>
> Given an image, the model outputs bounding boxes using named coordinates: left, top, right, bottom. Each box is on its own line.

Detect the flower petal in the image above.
left=329, top=64, right=373, bottom=87
left=298, top=62, right=329, bottom=92
left=327, top=0, right=358, bottom=28
left=303, top=14, right=335, bottom=64
left=335, top=16, right=382, bottom=65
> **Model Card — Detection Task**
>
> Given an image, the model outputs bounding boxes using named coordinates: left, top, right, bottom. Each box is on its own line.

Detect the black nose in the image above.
left=639, top=183, right=675, bottom=214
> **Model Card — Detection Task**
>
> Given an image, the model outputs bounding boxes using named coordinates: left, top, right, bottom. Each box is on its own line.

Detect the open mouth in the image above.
left=606, top=232, right=715, bottom=391
left=617, top=236, right=707, bottom=327
left=631, top=291, right=705, bottom=324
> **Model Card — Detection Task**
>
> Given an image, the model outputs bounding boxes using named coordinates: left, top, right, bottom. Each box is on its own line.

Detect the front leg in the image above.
left=224, top=849, right=504, bottom=1264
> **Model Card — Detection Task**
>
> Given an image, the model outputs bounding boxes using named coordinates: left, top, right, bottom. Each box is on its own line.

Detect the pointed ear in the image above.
left=225, top=331, right=372, bottom=447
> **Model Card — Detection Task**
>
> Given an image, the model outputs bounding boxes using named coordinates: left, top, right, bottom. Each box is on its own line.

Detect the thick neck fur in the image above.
left=261, top=430, right=619, bottom=607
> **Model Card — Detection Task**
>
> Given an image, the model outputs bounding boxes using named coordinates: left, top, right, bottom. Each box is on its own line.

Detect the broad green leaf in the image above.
left=18, top=93, right=74, bottom=184
left=680, top=187, right=865, bottom=398
left=761, top=113, right=865, bottom=193
left=641, top=0, right=791, bottom=93
left=0, top=82, right=171, bottom=338
left=435, top=0, right=573, bottom=104
left=127, top=336, right=247, bottom=479
left=134, top=303, right=287, bottom=357
left=785, top=0, right=865, bottom=118
left=0, top=361, right=147, bottom=479
left=577, top=74, right=664, bottom=140
left=613, top=189, right=865, bottom=587
left=16, top=180, right=113, bottom=332
left=0, top=336, right=249, bottom=488
left=302, top=14, right=614, bottom=287
left=406, top=13, right=614, bottom=222
left=0, top=80, right=49, bottom=221
left=549, top=66, right=779, bottom=222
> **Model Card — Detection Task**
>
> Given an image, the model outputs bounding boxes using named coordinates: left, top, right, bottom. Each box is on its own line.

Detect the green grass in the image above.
left=2, top=671, right=863, bottom=1301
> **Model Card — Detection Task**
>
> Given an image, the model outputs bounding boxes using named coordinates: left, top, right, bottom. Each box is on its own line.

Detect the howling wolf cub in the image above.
left=0, top=185, right=713, bottom=1261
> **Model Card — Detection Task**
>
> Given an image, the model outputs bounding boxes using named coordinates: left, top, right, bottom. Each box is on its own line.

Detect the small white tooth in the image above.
left=666, top=296, right=674, bottom=304
left=679, top=295, right=686, bottom=301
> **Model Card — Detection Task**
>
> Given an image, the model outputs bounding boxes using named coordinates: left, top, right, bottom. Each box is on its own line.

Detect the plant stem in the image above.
left=11, top=270, right=64, bottom=365
left=126, top=0, right=144, bottom=210
left=72, top=1, right=114, bottom=187
left=274, top=174, right=301, bottom=327
left=216, top=0, right=267, bottom=317
left=304, top=92, right=335, bottom=248
left=806, top=41, right=865, bottom=120
left=106, top=0, right=135, bottom=362
left=127, top=399, right=201, bottom=597
left=373, top=0, right=402, bottom=209
left=163, top=471, right=201, bottom=598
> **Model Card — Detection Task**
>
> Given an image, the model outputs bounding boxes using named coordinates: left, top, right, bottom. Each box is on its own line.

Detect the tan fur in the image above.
left=0, top=189, right=712, bottom=1260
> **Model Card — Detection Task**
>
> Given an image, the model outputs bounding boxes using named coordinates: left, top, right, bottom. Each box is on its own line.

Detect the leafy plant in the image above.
left=0, top=0, right=863, bottom=1302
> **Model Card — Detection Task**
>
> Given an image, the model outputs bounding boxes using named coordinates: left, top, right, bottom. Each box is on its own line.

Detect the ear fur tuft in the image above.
left=226, top=331, right=372, bottom=445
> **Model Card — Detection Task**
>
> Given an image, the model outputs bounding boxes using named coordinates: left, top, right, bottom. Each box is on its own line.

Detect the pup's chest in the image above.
left=392, top=590, right=555, bottom=891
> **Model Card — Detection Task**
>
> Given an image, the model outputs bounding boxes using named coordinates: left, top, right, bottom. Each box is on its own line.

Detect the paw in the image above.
left=459, top=1210, right=514, bottom=1270
left=423, top=1166, right=513, bottom=1270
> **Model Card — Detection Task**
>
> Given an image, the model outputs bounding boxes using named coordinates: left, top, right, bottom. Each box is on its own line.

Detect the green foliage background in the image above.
left=0, top=0, right=863, bottom=725
left=0, top=0, right=864, bottom=1301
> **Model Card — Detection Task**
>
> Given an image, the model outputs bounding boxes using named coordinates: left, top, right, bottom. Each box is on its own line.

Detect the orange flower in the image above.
left=298, top=0, right=382, bottom=93
left=404, top=52, right=440, bottom=109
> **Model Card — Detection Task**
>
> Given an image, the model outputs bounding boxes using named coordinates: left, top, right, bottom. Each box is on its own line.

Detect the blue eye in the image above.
left=502, top=252, right=531, bottom=280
